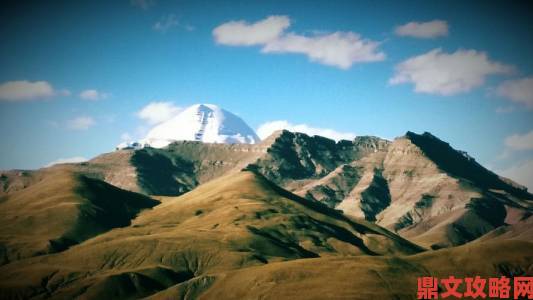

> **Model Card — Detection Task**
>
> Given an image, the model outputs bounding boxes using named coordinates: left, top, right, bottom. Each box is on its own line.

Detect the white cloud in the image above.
left=137, top=101, right=182, bottom=125
left=213, top=15, right=290, bottom=46
left=257, top=120, right=356, bottom=141
left=498, top=160, right=533, bottom=192
left=0, top=80, right=57, bottom=101
left=496, top=77, right=533, bottom=108
left=505, top=130, right=533, bottom=151
left=395, top=20, right=449, bottom=39
left=130, top=0, right=155, bottom=10
left=67, top=116, right=95, bottom=130
left=262, top=32, right=385, bottom=69
left=389, top=48, right=513, bottom=95
left=79, top=89, right=109, bottom=101
left=45, top=156, right=88, bottom=167
left=213, top=15, right=385, bottom=69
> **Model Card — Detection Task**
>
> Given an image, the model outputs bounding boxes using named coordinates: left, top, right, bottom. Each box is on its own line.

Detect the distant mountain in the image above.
left=85, top=130, right=533, bottom=249
left=128, top=104, right=260, bottom=149
left=1, top=129, right=532, bottom=299
left=293, top=131, right=533, bottom=248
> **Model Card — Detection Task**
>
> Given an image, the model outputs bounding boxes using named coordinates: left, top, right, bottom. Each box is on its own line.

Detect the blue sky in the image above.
left=1, top=0, right=532, bottom=189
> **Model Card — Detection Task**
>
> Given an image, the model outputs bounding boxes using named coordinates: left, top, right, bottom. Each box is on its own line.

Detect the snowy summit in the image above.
left=118, top=104, right=260, bottom=149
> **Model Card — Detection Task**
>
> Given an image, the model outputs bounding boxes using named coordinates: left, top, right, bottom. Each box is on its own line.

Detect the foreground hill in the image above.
left=0, top=166, right=158, bottom=264
left=0, top=171, right=423, bottom=299
left=0, top=170, right=530, bottom=299
left=0, top=166, right=533, bottom=299
left=193, top=240, right=532, bottom=300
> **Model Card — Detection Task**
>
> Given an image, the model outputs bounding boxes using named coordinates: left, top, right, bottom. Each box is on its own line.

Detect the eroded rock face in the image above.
left=290, top=132, right=533, bottom=248
left=248, top=131, right=390, bottom=188
left=21, top=130, right=531, bottom=249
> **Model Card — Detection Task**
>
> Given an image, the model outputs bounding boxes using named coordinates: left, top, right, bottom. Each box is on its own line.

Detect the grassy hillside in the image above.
left=0, top=170, right=422, bottom=299
left=0, top=169, right=530, bottom=299
left=0, top=166, right=158, bottom=264
left=192, top=240, right=532, bottom=300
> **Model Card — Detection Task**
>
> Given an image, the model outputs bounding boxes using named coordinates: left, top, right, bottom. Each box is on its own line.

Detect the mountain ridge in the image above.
left=0, top=129, right=531, bottom=299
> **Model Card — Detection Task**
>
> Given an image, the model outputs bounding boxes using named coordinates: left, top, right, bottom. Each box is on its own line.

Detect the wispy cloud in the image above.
left=137, top=101, right=182, bottom=125
left=153, top=14, right=194, bottom=33
left=130, top=0, right=155, bottom=10
left=213, top=15, right=385, bottom=69
left=389, top=48, right=513, bottom=95
left=257, top=120, right=356, bottom=141
left=153, top=14, right=178, bottom=32
left=496, top=76, right=533, bottom=108
left=394, top=20, right=449, bottom=39
left=79, top=89, right=109, bottom=101
left=504, top=130, right=533, bottom=151
left=45, top=156, right=88, bottom=167
left=0, top=80, right=68, bottom=101
left=67, top=116, right=95, bottom=130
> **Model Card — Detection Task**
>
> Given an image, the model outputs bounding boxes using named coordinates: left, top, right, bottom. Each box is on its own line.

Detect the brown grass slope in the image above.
left=4, top=129, right=530, bottom=251
left=0, top=166, right=158, bottom=265
left=189, top=240, right=532, bottom=300
left=0, top=170, right=423, bottom=300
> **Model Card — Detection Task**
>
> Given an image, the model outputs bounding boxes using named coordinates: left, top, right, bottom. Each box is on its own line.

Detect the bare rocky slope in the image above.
left=60, top=130, right=532, bottom=249
left=0, top=129, right=532, bottom=299
left=4, top=130, right=529, bottom=249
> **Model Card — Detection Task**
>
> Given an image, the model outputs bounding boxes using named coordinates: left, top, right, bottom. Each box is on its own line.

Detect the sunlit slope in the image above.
left=0, top=167, right=158, bottom=264
left=7, top=129, right=530, bottom=252
left=133, top=170, right=424, bottom=258
left=0, top=171, right=423, bottom=299
left=154, top=240, right=532, bottom=300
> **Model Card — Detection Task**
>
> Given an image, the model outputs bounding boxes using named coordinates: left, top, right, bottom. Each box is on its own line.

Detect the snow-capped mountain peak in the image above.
left=119, top=104, right=259, bottom=149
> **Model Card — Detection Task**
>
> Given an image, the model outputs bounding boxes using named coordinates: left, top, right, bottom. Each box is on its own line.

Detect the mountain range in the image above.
left=0, top=106, right=531, bottom=299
